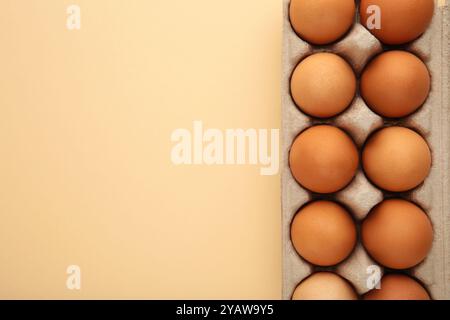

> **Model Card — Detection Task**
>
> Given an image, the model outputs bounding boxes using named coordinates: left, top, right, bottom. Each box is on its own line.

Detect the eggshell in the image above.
left=290, top=0, right=355, bottom=45
left=361, top=199, right=433, bottom=270
left=360, top=0, right=434, bottom=45
left=362, top=127, right=431, bottom=192
left=292, top=272, right=358, bottom=300
left=364, top=274, right=431, bottom=300
left=361, top=51, right=431, bottom=118
left=291, top=53, right=356, bottom=118
left=291, top=201, right=357, bottom=266
left=289, top=125, right=359, bottom=194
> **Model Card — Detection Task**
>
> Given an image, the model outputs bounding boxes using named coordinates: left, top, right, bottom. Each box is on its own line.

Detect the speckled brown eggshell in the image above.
left=360, top=0, right=434, bottom=45
left=361, top=51, right=431, bottom=118
left=290, top=0, right=355, bottom=45
left=291, top=201, right=357, bottom=266
left=289, top=125, right=359, bottom=194
left=291, top=52, right=356, bottom=118
left=362, top=127, right=432, bottom=192
left=364, top=274, right=431, bottom=300
left=362, top=199, right=433, bottom=270
left=292, top=272, right=358, bottom=300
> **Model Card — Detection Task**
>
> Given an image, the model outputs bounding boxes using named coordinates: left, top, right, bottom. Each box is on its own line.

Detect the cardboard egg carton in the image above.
left=281, top=0, right=450, bottom=299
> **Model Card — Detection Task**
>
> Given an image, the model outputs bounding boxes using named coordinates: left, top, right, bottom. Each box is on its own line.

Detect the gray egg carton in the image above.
left=281, top=0, right=450, bottom=299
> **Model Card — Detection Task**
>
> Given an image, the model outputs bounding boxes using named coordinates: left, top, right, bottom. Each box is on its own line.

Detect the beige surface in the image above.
left=0, top=0, right=282, bottom=299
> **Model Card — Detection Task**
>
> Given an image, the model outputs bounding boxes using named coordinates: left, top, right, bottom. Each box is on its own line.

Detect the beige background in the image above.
left=0, top=0, right=282, bottom=299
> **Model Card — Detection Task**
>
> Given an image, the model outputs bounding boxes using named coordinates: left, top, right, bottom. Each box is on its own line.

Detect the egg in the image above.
left=361, top=51, right=431, bottom=118
left=290, top=0, right=355, bottom=45
left=364, top=274, right=431, bottom=300
left=290, top=125, right=359, bottom=193
left=291, top=53, right=356, bottom=118
left=362, top=127, right=431, bottom=192
left=292, top=272, right=358, bottom=300
left=291, top=201, right=357, bottom=266
left=362, top=199, right=433, bottom=270
left=360, top=0, right=434, bottom=45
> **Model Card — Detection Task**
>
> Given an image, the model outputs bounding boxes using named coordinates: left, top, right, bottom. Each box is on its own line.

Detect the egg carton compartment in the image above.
left=281, top=0, right=450, bottom=300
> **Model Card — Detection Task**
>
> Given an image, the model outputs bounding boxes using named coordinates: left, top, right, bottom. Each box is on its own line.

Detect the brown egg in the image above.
left=291, top=53, right=356, bottom=118
left=290, top=0, right=355, bottom=45
left=362, top=199, right=433, bottom=270
left=292, top=272, right=358, bottom=300
left=360, top=0, right=434, bottom=45
left=363, top=127, right=431, bottom=192
left=291, top=201, right=357, bottom=266
left=364, top=274, right=430, bottom=300
left=361, top=51, right=431, bottom=118
left=289, top=125, right=359, bottom=194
